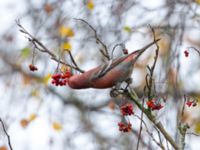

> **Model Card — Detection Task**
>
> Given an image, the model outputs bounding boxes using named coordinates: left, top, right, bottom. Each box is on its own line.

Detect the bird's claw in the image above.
left=110, top=88, right=120, bottom=97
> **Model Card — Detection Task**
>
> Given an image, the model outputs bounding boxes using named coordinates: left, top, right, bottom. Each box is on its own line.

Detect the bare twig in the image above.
left=145, top=25, right=160, bottom=99
left=136, top=98, right=145, bottom=150
left=187, top=47, right=200, bottom=56
left=16, top=20, right=84, bottom=73
left=177, top=94, right=189, bottom=150
left=74, top=18, right=110, bottom=60
left=134, top=115, right=165, bottom=150
left=65, top=50, right=79, bottom=69
left=181, top=95, right=187, bottom=119
left=0, top=118, right=13, bottom=150
left=186, top=132, right=200, bottom=136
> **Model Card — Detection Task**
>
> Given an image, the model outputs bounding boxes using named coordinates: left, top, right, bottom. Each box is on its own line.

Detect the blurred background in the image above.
left=0, top=0, right=200, bottom=150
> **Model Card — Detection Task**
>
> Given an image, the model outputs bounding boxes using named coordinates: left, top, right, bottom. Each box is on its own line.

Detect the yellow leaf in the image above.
left=60, top=65, right=70, bottom=73
left=59, top=26, right=74, bottom=37
left=43, top=73, right=52, bottom=85
left=62, top=42, right=72, bottom=51
left=20, top=119, right=29, bottom=128
left=195, top=0, right=200, bottom=5
left=87, top=0, right=94, bottom=10
left=28, top=113, right=37, bottom=122
left=52, top=122, right=63, bottom=131
left=123, top=26, right=132, bottom=33
left=195, top=122, right=200, bottom=134
left=31, top=89, right=40, bottom=97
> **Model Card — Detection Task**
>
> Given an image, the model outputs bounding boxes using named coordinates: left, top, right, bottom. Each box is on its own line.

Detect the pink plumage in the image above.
left=68, top=40, right=159, bottom=89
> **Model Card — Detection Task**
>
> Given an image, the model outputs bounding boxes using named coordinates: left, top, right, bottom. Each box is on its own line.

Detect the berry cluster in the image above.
left=186, top=100, right=197, bottom=107
left=118, top=122, right=132, bottom=132
left=29, top=64, right=38, bottom=72
left=184, top=50, right=189, bottom=57
left=118, top=103, right=134, bottom=133
left=146, top=99, right=163, bottom=111
left=120, top=103, right=134, bottom=116
left=51, top=71, right=72, bottom=86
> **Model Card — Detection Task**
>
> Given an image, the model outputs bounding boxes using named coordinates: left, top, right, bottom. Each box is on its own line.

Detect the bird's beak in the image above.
left=132, top=38, right=160, bottom=64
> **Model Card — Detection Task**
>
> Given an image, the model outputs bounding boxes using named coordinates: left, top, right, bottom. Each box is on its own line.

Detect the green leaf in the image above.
left=21, top=47, right=31, bottom=58
left=123, top=26, right=132, bottom=33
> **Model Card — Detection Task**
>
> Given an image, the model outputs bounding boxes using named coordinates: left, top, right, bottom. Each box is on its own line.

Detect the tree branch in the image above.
left=0, top=118, right=13, bottom=150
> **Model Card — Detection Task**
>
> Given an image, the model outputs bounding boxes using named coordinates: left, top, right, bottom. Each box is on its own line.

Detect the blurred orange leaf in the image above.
left=59, top=26, right=74, bottom=37
left=0, top=146, right=7, bottom=150
left=107, top=101, right=116, bottom=110
left=52, top=122, right=63, bottom=131
left=20, top=119, right=29, bottom=128
left=87, top=0, right=94, bottom=10
left=22, top=74, right=32, bottom=85
left=44, top=3, right=53, bottom=14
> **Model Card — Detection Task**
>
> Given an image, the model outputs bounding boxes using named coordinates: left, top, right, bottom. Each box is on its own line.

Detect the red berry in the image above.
left=146, top=99, right=163, bottom=111
left=123, top=49, right=128, bottom=55
left=184, top=50, right=189, bottom=57
left=52, top=74, right=61, bottom=80
left=118, top=122, right=132, bottom=132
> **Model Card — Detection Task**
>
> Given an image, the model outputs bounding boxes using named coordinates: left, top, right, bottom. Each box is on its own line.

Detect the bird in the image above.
left=67, top=39, right=160, bottom=89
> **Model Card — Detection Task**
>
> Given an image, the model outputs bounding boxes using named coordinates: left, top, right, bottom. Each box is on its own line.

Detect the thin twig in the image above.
left=0, top=118, right=13, bottom=150
left=155, top=126, right=165, bottom=149
left=181, top=95, right=187, bottom=119
left=134, top=115, right=165, bottom=150
left=187, top=47, right=200, bottom=56
left=186, top=132, right=200, bottom=136
left=74, top=18, right=110, bottom=60
left=65, top=50, right=79, bottom=68
left=16, top=20, right=84, bottom=73
left=146, top=25, right=160, bottom=99
left=136, top=98, right=145, bottom=150
left=178, top=94, right=189, bottom=150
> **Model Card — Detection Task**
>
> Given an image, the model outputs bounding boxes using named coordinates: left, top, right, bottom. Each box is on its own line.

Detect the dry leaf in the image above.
left=44, top=3, right=53, bottom=14
left=108, top=101, right=116, bottom=110
left=0, top=146, right=7, bottom=150
left=31, top=89, right=40, bottom=97
left=20, top=119, right=29, bottom=128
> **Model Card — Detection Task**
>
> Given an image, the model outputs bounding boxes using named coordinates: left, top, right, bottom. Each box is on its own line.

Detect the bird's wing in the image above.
left=91, top=56, right=127, bottom=80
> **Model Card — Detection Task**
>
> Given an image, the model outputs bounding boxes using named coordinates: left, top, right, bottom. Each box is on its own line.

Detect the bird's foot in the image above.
left=124, top=78, right=132, bottom=91
left=110, top=88, right=121, bottom=97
